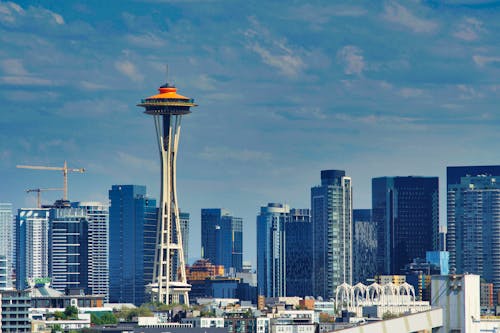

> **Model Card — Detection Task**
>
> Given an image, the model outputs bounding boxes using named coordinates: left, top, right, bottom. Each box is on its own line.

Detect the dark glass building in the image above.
left=49, top=205, right=89, bottom=293
left=201, top=208, right=243, bottom=273
left=372, top=176, right=439, bottom=275
left=353, top=209, right=376, bottom=284
left=109, top=185, right=158, bottom=305
left=285, top=208, right=312, bottom=297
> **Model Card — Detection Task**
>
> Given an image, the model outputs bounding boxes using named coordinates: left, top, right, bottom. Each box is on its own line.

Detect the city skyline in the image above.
left=1, top=0, right=500, bottom=266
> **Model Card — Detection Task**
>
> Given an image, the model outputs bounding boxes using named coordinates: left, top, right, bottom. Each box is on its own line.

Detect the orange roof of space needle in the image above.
left=146, top=83, right=191, bottom=100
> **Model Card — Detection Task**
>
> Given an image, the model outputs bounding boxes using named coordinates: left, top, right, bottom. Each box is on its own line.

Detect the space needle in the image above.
left=138, top=78, right=196, bottom=305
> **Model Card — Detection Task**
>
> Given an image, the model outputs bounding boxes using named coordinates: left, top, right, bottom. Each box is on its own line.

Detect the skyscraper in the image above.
left=447, top=174, right=500, bottom=293
left=257, top=203, right=289, bottom=297
left=372, top=176, right=439, bottom=275
left=49, top=203, right=89, bottom=292
left=257, top=204, right=312, bottom=298
left=311, top=170, right=353, bottom=299
left=16, top=208, right=50, bottom=290
left=179, top=212, right=190, bottom=264
left=109, top=185, right=157, bottom=305
left=353, top=209, right=376, bottom=284
left=0, top=203, right=13, bottom=289
left=72, top=202, right=109, bottom=300
left=201, top=209, right=243, bottom=273
left=138, top=81, right=195, bottom=304
left=285, top=208, right=312, bottom=297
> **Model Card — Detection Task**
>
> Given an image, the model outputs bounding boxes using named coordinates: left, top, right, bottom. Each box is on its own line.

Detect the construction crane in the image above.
left=17, top=161, right=85, bottom=201
left=26, top=188, right=64, bottom=208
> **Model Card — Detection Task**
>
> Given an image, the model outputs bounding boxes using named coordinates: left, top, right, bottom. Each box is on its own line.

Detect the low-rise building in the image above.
left=0, top=290, right=31, bottom=332
left=182, top=317, right=225, bottom=327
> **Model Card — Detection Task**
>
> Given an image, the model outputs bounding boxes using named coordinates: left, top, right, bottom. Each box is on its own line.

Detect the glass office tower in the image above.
left=353, top=209, right=376, bottom=284
left=201, top=208, right=243, bottom=274
left=257, top=203, right=289, bottom=297
left=285, top=208, right=312, bottom=297
left=109, top=185, right=157, bottom=305
left=372, top=176, right=439, bottom=275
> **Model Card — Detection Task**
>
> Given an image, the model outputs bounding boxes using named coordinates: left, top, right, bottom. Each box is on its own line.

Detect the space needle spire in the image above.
left=138, top=76, right=196, bottom=305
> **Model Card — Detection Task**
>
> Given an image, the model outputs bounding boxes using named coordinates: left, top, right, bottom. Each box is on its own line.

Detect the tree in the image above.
left=51, top=324, right=62, bottom=333
left=382, top=311, right=399, bottom=320
left=64, top=306, right=79, bottom=319
left=53, top=311, right=65, bottom=320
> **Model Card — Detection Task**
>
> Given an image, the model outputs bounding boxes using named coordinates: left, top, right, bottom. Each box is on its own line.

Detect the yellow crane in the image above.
left=26, top=188, right=64, bottom=208
left=17, top=161, right=85, bottom=201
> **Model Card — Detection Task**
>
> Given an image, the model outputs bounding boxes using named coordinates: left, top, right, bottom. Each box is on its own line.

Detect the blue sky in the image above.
left=0, top=0, right=499, bottom=266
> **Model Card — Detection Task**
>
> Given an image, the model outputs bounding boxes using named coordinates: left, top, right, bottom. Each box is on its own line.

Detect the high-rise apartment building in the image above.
left=201, top=208, right=243, bottom=273
left=285, top=208, right=312, bottom=297
left=372, top=176, right=439, bottom=275
left=109, top=185, right=157, bottom=305
left=353, top=209, right=376, bottom=284
left=311, top=170, right=352, bottom=299
left=16, top=208, right=50, bottom=290
left=49, top=204, right=89, bottom=292
left=0, top=203, right=13, bottom=289
left=257, top=203, right=288, bottom=297
left=447, top=174, right=500, bottom=293
left=72, top=202, right=109, bottom=300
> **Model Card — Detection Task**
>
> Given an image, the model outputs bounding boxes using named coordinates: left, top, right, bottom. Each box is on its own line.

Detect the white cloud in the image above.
left=51, top=12, right=64, bottom=25
left=288, top=4, right=367, bottom=26
left=125, top=33, right=166, bottom=48
left=80, top=81, right=111, bottom=91
left=382, top=2, right=438, bottom=33
left=117, top=151, right=158, bottom=172
left=200, top=146, right=272, bottom=162
left=114, top=60, right=144, bottom=82
left=0, top=2, right=64, bottom=26
left=399, top=87, right=423, bottom=98
left=457, top=84, right=483, bottom=99
left=0, top=59, right=28, bottom=75
left=0, top=2, right=24, bottom=24
left=337, top=46, right=365, bottom=75
left=249, top=43, right=304, bottom=78
left=0, top=76, right=53, bottom=86
left=244, top=17, right=305, bottom=78
left=191, top=74, right=217, bottom=91
left=334, top=113, right=422, bottom=129
left=473, top=55, right=500, bottom=67
left=454, top=17, right=484, bottom=41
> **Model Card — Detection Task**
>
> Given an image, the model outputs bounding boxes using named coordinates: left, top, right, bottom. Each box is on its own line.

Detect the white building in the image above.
left=16, top=208, right=50, bottom=290
left=182, top=317, right=225, bottom=328
left=269, top=310, right=316, bottom=333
